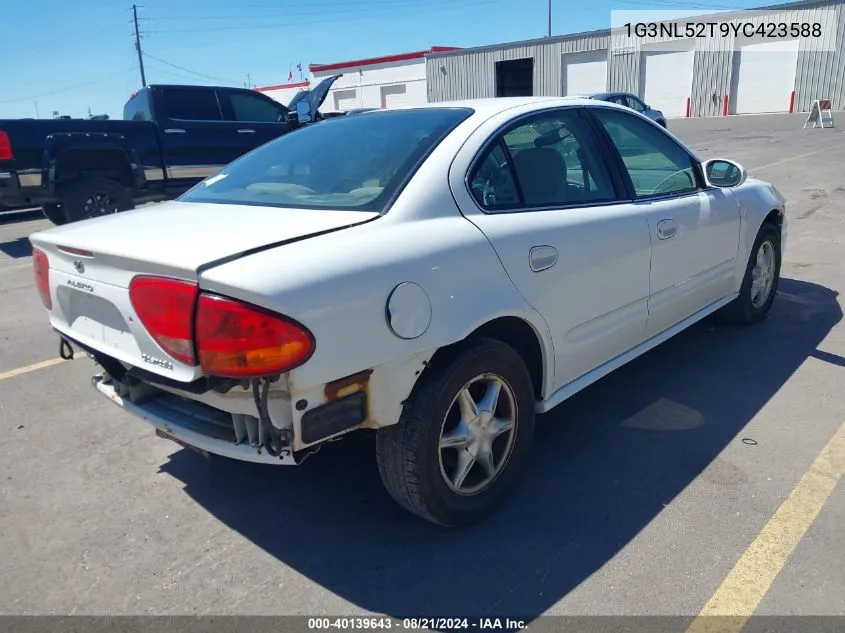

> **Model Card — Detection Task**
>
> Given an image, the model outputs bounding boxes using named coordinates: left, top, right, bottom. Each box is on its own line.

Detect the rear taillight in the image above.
left=32, top=247, right=51, bottom=310
left=128, top=275, right=314, bottom=377
left=0, top=132, right=11, bottom=161
left=129, top=276, right=199, bottom=366
left=196, top=294, right=315, bottom=378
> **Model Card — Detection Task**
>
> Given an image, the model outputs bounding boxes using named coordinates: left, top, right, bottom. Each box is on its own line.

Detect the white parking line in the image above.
left=0, top=352, right=87, bottom=382
left=753, top=141, right=845, bottom=172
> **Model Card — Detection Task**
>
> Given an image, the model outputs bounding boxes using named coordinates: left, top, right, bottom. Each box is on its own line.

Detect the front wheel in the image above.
left=721, top=222, right=781, bottom=325
left=376, top=337, right=535, bottom=527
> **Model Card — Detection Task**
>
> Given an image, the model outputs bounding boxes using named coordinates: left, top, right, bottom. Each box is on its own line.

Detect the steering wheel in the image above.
left=652, top=169, right=694, bottom=195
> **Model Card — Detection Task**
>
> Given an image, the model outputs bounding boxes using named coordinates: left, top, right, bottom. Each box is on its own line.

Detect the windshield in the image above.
left=179, top=107, right=474, bottom=212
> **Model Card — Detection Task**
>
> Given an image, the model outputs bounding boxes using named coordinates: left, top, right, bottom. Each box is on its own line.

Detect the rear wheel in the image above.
left=61, top=178, right=134, bottom=224
left=720, top=222, right=781, bottom=325
left=376, top=337, right=535, bottom=527
left=41, top=203, right=68, bottom=226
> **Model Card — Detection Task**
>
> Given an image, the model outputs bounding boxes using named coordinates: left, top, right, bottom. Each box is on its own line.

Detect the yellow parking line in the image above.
left=0, top=262, right=33, bottom=273
left=0, top=351, right=88, bottom=382
left=685, top=420, right=845, bottom=633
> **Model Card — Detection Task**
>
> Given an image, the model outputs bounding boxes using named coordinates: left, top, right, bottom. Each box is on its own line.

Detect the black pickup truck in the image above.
left=0, top=75, right=339, bottom=225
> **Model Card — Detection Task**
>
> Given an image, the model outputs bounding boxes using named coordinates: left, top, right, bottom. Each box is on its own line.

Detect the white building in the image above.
left=254, top=80, right=311, bottom=107
left=308, top=47, right=458, bottom=112
left=427, top=0, right=845, bottom=117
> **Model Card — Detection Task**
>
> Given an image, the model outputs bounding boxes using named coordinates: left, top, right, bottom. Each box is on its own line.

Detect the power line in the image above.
left=0, top=68, right=136, bottom=104
left=141, top=0, right=498, bottom=33
left=143, top=61, right=223, bottom=85
left=143, top=53, right=241, bottom=85
left=612, top=0, right=740, bottom=10
left=141, top=0, right=471, bottom=9
left=141, top=0, right=493, bottom=20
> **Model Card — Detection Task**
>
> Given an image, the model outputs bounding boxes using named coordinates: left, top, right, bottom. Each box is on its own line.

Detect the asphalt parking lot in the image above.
left=0, top=112, right=843, bottom=622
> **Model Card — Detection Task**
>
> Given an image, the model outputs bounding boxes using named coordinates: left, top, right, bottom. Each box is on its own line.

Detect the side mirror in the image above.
left=295, top=101, right=312, bottom=123
left=702, top=158, right=747, bottom=188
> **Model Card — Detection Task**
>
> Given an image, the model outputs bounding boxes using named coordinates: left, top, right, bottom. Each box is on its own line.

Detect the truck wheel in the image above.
left=376, top=337, right=535, bottom=527
left=41, top=203, right=68, bottom=226
left=61, top=178, right=134, bottom=223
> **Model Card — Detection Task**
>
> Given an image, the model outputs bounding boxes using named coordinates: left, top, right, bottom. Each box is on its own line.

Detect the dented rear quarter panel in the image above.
left=199, top=209, right=555, bottom=444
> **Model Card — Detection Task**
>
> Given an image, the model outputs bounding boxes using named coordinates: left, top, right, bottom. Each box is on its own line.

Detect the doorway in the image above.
left=495, top=58, right=534, bottom=97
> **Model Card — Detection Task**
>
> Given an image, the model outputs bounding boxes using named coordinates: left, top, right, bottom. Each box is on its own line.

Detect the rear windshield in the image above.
left=179, top=107, right=474, bottom=213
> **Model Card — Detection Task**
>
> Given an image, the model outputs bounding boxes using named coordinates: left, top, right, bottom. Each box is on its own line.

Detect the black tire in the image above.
left=61, top=178, right=134, bottom=224
left=720, top=221, right=781, bottom=325
left=41, top=203, right=68, bottom=226
left=375, top=337, right=536, bottom=527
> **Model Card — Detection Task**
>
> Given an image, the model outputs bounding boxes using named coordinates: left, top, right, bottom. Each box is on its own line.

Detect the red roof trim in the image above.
left=309, top=46, right=460, bottom=73
left=255, top=81, right=310, bottom=92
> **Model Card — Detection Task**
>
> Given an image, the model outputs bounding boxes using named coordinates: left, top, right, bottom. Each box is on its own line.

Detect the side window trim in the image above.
left=499, top=138, right=525, bottom=207
left=465, top=105, right=624, bottom=215
left=577, top=107, right=631, bottom=201
left=583, top=106, right=705, bottom=202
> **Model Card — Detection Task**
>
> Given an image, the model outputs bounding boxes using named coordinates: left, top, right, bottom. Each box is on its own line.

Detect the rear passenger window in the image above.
left=162, top=90, right=222, bottom=121
left=502, top=109, right=616, bottom=207
left=123, top=91, right=152, bottom=121
left=470, top=143, right=520, bottom=208
left=469, top=109, right=616, bottom=210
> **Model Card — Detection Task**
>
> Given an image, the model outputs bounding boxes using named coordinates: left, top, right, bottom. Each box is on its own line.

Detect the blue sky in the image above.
left=0, top=0, right=765, bottom=120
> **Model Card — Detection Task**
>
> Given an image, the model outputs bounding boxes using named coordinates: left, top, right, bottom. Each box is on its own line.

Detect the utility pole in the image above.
left=132, top=4, right=147, bottom=87
left=33, top=101, right=40, bottom=118
left=547, top=0, right=552, bottom=37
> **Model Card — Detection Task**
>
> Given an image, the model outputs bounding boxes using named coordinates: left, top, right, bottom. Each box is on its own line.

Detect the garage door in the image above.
left=380, top=84, right=410, bottom=109
left=731, top=38, right=799, bottom=114
left=332, top=89, right=357, bottom=112
left=562, top=50, right=607, bottom=95
left=640, top=43, right=694, bottom=118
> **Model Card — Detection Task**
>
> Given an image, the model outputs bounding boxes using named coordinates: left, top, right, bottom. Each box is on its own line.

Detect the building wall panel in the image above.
left=426, top=0, right=845, bottom=115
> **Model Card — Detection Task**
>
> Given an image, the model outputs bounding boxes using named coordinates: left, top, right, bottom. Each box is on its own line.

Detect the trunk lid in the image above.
left=30, top=200, right=378, bottom=382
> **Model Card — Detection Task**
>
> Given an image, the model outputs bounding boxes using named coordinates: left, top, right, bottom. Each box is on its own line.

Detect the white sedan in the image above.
left=29, top=96, right=787, bottom=527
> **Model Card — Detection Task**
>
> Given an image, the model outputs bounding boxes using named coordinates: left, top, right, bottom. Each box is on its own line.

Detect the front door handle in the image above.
left=529, top=245, right=558, bottom=272
left=237, top=129, right=256, bottom=134
left=657, top=219, right=678, bottom=240
left=164, top=128, right=186, bottom=134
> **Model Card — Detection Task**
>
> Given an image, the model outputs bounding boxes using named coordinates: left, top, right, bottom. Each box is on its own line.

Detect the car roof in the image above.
left=355, top=96, right=621, bottom=118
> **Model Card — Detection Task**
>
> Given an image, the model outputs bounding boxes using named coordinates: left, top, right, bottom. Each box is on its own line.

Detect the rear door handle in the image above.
left=164, top=128, right=186, bottom=134
left=237, top=129, right=256, bottom=134
left=657, top=219, right=678, bottom=240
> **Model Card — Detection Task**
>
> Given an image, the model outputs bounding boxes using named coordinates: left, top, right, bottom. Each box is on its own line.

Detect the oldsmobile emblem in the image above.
left=73, top=260, right=85, bottom=274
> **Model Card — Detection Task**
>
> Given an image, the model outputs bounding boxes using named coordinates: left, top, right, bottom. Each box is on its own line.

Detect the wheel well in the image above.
left=54, top=148, right=134, bottom=188
left=763, top=208, right=783, bottom=231
left=429, top=317, right=545, bottom=400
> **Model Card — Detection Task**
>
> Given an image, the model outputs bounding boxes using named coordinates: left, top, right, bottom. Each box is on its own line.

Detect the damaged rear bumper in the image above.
left=92, top=374, right=300, bottom=465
